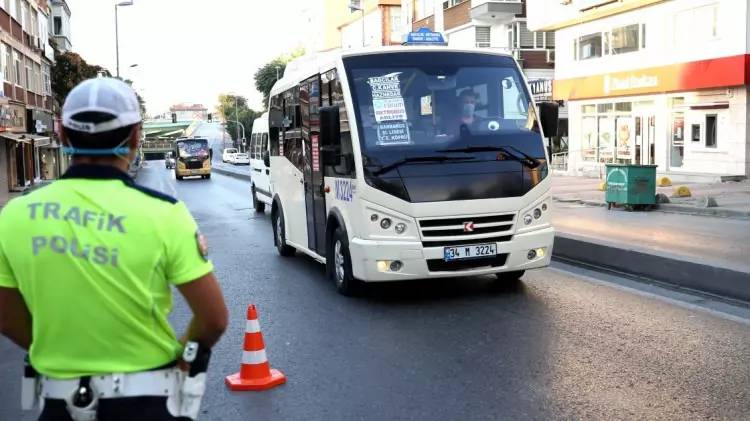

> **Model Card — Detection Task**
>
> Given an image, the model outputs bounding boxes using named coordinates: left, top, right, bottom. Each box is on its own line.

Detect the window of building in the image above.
left=34, top=62, right=40, bottom=93
left=14, top=0, right=20, bottom=22
left=509, top=21, right=554, bottom=50
left=691, top=124, right=701, bottom=142
left=21, top=0, right=28, bottom=30
left=705, top=115, right=717, bottom=148
left=3, top=45, right=10, bottom=83
left=475, top=26, right=490, bottom=48
left=390, top=7, right=402, bottom=43
left=25, top=57, right=32, bottom=91
left=42, top=64, right=50, bottom=95
left=2, top=0, right=8, bottom=12
left=415, top=0, right=435, bottom=20
left=53, top=16, right=61, bottom=35
left=610, top=24, right=640, bottom=54
left=577, top=32, right=602, bottom=60
left=443, top=0, right=466, bottom=9
left=13, top=50, right=22, bottom=86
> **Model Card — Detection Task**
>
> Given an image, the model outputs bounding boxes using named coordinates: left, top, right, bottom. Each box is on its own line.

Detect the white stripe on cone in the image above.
left=241, top=349, right=268, bottom=365
left=245, top=319, right=261, bottom=333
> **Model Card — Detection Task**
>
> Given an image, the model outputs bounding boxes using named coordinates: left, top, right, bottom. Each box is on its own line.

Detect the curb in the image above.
left=212, top=166, right=251, bottom=181
left=551, top=196, right=750, bottom=219
left=553, top=232, right=750, bottom=303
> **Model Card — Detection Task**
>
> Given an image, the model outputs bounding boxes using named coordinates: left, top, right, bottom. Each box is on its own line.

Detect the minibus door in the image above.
left=303, top=76, right=328, bottom=255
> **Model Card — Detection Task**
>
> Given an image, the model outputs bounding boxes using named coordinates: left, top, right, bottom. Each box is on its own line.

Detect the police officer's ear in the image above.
left=127, top=124, right=142, bottom=151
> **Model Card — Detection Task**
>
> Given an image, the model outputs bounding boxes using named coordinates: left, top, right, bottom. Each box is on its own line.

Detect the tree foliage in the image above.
left=51, top=51, right=146, bottom=116
left=217, top=94, right=261, bottom=143
left=253, top=48, right=305, bottom=108
left=51, top=51, right=109, bottom=106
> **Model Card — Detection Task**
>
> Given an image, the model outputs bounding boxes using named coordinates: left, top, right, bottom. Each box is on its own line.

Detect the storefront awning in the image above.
left=28, top=134, right=51, bottom=147
left=0, top=132, right=32, bottom=143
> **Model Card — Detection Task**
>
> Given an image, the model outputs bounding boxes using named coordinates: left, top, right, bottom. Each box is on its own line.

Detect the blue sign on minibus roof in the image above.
left=405, top=27, right=447, bottom=45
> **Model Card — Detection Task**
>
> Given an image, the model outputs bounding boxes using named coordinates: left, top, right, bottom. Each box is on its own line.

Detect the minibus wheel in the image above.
left=252, top=185, right=265, bottom=213
left=330, top=227, right=361, bottom=296
left=273, top=210, right=295, bottom=257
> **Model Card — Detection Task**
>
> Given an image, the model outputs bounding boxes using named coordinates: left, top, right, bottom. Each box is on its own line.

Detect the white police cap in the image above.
left=62, top=77, right=142, bottom=134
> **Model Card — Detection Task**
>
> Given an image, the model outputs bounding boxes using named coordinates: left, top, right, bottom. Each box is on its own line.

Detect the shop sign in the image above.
left=616, top=117, right=635, bottom=161
left=529, top=79, right=553, bottom=102
left=0, top=104, right=27, bottom=132
left=554, top=54, right=750, bottom=100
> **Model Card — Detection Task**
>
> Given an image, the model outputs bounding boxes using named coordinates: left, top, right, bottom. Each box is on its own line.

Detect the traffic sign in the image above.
left=405, top=28, right=446, bottom=45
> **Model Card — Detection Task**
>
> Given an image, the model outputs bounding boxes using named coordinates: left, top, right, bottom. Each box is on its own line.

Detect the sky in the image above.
left=66, top=0, right=313, bottom=115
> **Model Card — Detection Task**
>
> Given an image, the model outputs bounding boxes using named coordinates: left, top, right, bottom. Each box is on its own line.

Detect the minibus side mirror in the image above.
left=263, top=151, right=270, bottom=167
left=209, top=149, right=213, bottom=160
left=538, top=102, right=559, bottom=138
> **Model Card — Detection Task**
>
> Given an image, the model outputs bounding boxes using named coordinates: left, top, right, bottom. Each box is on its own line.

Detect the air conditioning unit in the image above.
left=546, top=49, right=555, bottom=63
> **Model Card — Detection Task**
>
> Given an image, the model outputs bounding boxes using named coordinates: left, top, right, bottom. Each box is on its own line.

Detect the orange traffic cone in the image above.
left=225, top=305, right=286, bottom=391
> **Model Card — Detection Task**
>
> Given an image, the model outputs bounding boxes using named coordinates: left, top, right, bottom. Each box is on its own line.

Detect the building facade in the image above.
left=401, top=0, right=565, bottom=152
left=339, top=1, right=403, bottom=49
left=49, top=0, right=70, bottom=52
left=170, top=103, right=208, bottom=122
left=0, top=0, right=56, bottom=203
left=528, top=0, right=749, bottom=181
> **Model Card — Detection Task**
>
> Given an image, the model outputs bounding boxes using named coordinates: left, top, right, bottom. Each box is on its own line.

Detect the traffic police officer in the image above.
left=0, top=77, right=228, bottom=420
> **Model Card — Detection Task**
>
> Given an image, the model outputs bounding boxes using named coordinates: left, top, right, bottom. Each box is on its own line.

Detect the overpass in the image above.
left=142, top=121, right=200, bottom=159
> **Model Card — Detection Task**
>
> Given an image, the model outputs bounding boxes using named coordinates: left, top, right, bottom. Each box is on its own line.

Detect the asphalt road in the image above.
left=1, top=124, right=750, bottom=420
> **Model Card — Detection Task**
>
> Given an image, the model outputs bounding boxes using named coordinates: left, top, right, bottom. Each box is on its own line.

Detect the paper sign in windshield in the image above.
left=368, top=74, right=407, bottom=123
left=376, top=121, right=411, bottom=146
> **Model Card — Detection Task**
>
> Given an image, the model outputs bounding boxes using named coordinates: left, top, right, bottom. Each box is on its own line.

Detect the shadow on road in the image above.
left=289, top=250, right=528, bottom=304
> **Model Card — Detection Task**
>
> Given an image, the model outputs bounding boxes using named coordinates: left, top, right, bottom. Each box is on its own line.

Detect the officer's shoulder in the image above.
left=1, top=182, right=55, bottom=214
left=126, top=183, right=179, bottom=205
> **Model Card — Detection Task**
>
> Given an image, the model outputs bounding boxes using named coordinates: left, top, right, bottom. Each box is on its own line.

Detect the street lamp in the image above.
left=115, top=1, right=134, bottom=78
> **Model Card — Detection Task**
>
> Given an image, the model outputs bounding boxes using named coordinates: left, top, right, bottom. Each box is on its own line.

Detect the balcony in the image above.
left=470, top=0, right=522, bottom=21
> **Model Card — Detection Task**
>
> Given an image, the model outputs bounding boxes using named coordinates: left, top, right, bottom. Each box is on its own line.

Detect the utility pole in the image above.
left=234, top=95, right=241, bottom=151
left=114, top=1, right=134, bottom=78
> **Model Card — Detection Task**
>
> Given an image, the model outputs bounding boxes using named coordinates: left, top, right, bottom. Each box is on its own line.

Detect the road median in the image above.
left=553, top=232, right=750, bottom=303
left=212, top=164, right=251, bottom=181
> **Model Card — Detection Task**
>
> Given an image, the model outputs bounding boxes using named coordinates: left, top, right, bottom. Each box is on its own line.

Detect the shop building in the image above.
left=528, top=0, right=750, bottom=181
left=0, top=0, right=56, bottom=196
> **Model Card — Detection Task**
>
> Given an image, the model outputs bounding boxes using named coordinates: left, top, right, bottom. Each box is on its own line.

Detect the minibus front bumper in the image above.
left=348, top=226, right=554, bottom=282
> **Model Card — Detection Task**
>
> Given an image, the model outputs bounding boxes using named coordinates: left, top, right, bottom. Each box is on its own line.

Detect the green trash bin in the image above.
left=605, top=164, right=657, bottom=211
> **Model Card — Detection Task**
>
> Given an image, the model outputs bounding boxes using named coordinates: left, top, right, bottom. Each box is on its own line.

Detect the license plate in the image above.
left=444, top=243, right=497, bottom=261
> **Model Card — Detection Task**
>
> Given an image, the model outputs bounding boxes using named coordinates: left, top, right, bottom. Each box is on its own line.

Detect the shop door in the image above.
left=302, top=75, right=327, bottom=255
left=635, top=115, right=656, bottom=165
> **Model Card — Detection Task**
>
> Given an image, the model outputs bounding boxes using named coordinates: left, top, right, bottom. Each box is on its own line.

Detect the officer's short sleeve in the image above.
left=0, top=213, right=18, bottom=288
left=164, top=202, right=214, bottom=285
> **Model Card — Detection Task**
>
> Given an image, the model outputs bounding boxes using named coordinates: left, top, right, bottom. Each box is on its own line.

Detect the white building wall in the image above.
left=341, top=9, right=384, bottom=49
left=555, top=0, right=749, bottom=81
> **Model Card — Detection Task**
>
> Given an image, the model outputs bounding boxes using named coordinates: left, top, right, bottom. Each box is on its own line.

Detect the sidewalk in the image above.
left=212, top=161, right=252, bottom=180
left=551, top=175, right=750, bottom=219
left=552, top=197, right=750, bottom=302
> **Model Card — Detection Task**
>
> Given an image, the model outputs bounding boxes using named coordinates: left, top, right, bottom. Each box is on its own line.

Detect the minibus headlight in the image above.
left=394, top=223, right=407, bottom=234
left=370, top=214, right=379, bottom=222
left=523, top=214, right=533, bottom=225
left=380, top=218, right=392, bottom=229
left=533, top=208, right=542, bottom=219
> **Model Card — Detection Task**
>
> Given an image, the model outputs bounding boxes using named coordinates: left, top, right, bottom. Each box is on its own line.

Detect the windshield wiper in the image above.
left=369, top=155, right=476, bottom=176
left=436, top=146, right=541, bottom=169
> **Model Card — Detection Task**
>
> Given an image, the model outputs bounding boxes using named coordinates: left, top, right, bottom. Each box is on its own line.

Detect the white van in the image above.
left=249, top=112, right=272, bottom=212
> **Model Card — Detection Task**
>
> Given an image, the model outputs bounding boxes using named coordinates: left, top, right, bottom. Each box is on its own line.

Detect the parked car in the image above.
left=165, top=152, right=176, bottom=169
left=222, top=148, right=238, bottom=163
left=233, top=152, right=250, bottom=165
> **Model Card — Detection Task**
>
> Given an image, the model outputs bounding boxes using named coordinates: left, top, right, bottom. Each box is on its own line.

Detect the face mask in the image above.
left=462, top=103, right=475, bottom=118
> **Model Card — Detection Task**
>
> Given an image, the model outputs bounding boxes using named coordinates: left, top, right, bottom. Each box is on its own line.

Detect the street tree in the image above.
left=51, top=51, right=109, bottom=106
left=253, top=48, right=305, bottom=108
left=217, top=94, right=261, bottom=145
